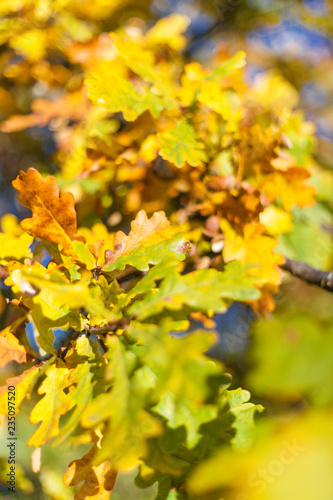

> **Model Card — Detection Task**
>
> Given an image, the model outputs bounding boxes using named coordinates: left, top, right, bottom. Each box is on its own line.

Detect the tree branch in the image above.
left=184, top=20, right=221, bottom=58
left=281, top=258, right=333, bottom=292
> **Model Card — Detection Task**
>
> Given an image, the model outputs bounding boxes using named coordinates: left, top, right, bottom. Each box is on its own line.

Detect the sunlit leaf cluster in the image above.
left=0, top=6, right=332, bottom=500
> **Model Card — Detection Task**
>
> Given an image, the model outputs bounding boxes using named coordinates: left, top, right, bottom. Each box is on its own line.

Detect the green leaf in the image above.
left=129, top=261, right=261, bottom=320
left=117, top=259, right=180, bottom=310
left=103, top=235, right=188, bottom=273
left=31, top=287, right=81, bottom=353
left=157, top=120, right=207, bottom=168
left=142, top=436, right=190, bottom=477
left=128, top=324, right=223, bottom=402
left=28, top=361, right=72, bottom=447
left=247, top=312, right=333, bottom=405
left=22, top=267, right=114, bottom=320
left=110, top=35, right=177, bottom=111
left=53, top=344, right=93, bottom=445
left=153, top=391, right=217, bottom=448
left=219, top=388, right=265, bottom=451
left=81, top=336, right=160, bottom=469
left=205, top=51, right=246, bottom=81
left=86, top=71, right=166, bottom=121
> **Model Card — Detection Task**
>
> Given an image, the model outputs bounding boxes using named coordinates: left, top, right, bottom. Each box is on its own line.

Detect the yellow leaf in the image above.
left=259, top=206, right=293, bottom=235
left=158, top=119, right=207, bottom=168
left=188, top=410, right=333, bottom=500
left=221, top=220, right=284, bottom=286
left=0, top=214, right=33, bottom=261
left=248, top=71, right=299, bottom=111
left=146, top=13, right=190, bottom=51
left=86, top=61, right=167, bottom=121
left=0, top=367, right=40, bottom=417
left=28, top=362, right=71, bottom=447
left=261, top=168, right=316, bottom=211
left=198, top=81, right=233, bottom=119
left=178, top=62, right=207, bottom=106
left=1, top=214, right=24, bottom=237
left=9, top=29, right=47, bottom=62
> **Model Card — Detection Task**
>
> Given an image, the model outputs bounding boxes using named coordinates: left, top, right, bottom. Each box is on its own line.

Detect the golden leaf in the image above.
left=221, top=220, right=285, bottom=287
left=28, top=363, right=71, bottom=447
left=145, top=13, right=190, bottom=51
left=0, top=328, right=34, bottom=368
left=260, top=168, right=316, bottom=212
left=0, top=367, right=40, bottom=416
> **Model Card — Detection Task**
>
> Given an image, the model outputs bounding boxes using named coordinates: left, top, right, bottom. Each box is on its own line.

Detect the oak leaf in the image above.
left=0, top=328, right=35, bottom=368
left=145, top=13, right=190, bottom=51
left=129, top=261, right=261, bottom=320
left=198, top=81, right=234, bottom=119
left=158, top=120, right=207, bottom=168
left=53, top=357, right=94, bottom=446
left=86, top=63, right=166, bottom=121
left=81, top=336, right=161, bottom=468
left=221, top=220, right=285, bottom=286
left=74, top=461, right=116, bottom=500
left=28, top=362, right=71, bottom=447
left=260, top=168, right=316, bottom=211
left=0, top=214, right=33, bottom=261
left=103, top=210, right=181, bottom=270
left=64, top=432, right=117, bottom=499
left=0, top=367, right=40, bottom=416
left=12, top=168, right=85, bottom=256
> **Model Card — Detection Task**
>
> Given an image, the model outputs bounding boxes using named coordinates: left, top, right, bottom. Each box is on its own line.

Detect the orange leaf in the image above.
left=12, top=168, right=85, bottom=256
left=0, top=329, right=35, bottom=368
left=104, top=210, right=175, bottom=265
left=0, top=91, right=87, bottom=132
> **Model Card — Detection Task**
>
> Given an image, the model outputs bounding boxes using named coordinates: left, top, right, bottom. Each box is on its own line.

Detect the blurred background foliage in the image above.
left=0, top=0, right=332, bottom=498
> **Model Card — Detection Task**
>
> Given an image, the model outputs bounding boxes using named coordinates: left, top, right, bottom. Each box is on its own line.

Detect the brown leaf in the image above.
left=89, top=239, right=105, bottom=261
left=12, top=168, right=85, bottom=256
left=64, top=432, right=117, bottom=500
left=74, top=461, right=116, bottom=500
left=220, top=184, right=264, bottom=231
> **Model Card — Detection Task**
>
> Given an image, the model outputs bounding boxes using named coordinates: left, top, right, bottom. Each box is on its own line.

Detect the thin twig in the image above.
left=87, top=318, right=130, bottom=335
left=281, top=258, right=333, bottom=292
left=184, top=20, right=221, bottom=58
